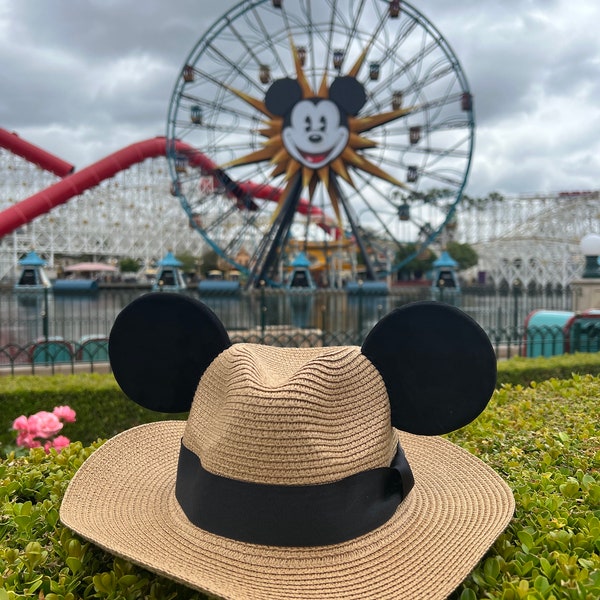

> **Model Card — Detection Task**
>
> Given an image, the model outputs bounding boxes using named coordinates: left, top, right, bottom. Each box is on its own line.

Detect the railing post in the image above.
left=42, top=286, right=49, bottom=342
left=42, top=286, right=50, bottom=364
left=512, top=279, right=521, bottom=352
left=260, top=280, right=266, bottom=342
left=572, top=321, right=581, bottom=354
left=357, top=279, right=364, bottom=345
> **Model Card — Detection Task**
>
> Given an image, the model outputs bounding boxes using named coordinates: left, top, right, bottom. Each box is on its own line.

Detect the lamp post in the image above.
left=580, top=233, right=600, bottom=278
left=571, top=234, right=600, bottom=312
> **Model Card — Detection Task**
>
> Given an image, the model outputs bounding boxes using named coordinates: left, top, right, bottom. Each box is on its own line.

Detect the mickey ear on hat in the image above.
left=109, top=293, right=231, bottom=413
left=361, top=301, right=497, bottom=436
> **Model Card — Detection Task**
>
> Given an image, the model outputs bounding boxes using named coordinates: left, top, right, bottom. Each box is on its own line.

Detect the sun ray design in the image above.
left=219, top=32, right=413, bottom=229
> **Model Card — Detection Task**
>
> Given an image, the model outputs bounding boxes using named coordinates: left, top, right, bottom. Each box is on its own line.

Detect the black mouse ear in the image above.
left=329, top=76, right=366, bottom=116
left=265, top=78, right=303, bottom=116
left=109, top=293, right=231, bottom=413
left=361, top=301, right=496, bottom=435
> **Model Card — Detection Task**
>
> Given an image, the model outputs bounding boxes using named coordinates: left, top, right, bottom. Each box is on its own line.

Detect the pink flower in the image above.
left=16, top=432, right=41, bottom=449
left=51, top=435, right=70, bottom=451
left=53, top=405, right=76, bottom=423
left=28, top=411, right=63, bottom=439
left=12, top=415, right=29, bottom=432
left=13, top=406, right=75, bottom=452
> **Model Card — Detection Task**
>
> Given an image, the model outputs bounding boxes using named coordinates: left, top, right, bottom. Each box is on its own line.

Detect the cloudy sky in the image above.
left=1, top=0, right=599, bottom=198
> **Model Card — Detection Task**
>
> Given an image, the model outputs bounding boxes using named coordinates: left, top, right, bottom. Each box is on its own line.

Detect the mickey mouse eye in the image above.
left=305, top=116, right=312, bottom=131
left=319, top=116, right=326, bottom=131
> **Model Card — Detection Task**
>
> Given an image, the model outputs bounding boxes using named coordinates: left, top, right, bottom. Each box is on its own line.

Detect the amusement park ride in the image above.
left=166, top=0, right=474, bottom=287
left=0, top=0, right=596, bottom=290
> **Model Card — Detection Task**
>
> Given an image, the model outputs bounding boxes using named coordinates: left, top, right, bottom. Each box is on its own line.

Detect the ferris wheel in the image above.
left=166, top=0, right=474, bottom=287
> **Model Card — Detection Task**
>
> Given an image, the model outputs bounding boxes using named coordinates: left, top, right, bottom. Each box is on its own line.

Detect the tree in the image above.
left=175, top=252, right=199, bottom=274
left=461, top=191, right=505, bottom=210
left=119, top=257, right=141, bottom=273
left=200, top=249, right=220, bottom=274
left=396, top=243, right=437, bottom=280
left=446, top=241, right=478, bottom=271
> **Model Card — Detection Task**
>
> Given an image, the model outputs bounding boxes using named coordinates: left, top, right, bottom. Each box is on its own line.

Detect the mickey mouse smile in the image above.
left=299, top=150, right=331, bottom=165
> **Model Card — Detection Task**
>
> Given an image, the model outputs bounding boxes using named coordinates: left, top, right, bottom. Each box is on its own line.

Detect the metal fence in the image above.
left=0, top=284, right=587, bottom=375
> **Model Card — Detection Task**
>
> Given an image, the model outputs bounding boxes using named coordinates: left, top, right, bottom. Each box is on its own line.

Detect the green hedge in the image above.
left=497, top=352, right=600, bottom=387
left=0, top=374, right=186, bottom=452
left=447, top=374, right=600, bottom=598
left=3, top=352, right=600, bottom=450
left=1, top=356, right=599, bottom=598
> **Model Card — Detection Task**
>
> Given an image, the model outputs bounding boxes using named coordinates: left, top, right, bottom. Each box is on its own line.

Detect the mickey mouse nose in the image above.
left=309, top=134, right=322, bottom=143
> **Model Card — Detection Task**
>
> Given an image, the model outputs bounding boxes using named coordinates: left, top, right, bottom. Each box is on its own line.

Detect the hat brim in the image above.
left=60, top=422, right=514, bottom=600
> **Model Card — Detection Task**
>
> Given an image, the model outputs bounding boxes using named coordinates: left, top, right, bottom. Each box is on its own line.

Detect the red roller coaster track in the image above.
left=0, top=128, right=74, bottom=177
left=0, top=130, right=331, bottom=239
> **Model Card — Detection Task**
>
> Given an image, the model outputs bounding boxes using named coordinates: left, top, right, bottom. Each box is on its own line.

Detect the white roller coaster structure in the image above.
left=457, top=190, right=599, bottom=290
left=0, top=138, right=596, bottom=288
left=0, top=145, right=206, bottom=281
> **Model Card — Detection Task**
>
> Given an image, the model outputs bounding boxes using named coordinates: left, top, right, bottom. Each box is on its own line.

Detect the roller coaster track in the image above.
left=0, top=130, right=327, bottom=239
left=0, top=128, right=74, bottom=177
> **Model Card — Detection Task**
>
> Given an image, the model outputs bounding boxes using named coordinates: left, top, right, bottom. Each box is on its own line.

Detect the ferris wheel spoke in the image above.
left=337, top=0, right=370, bottom=64
left=203, top=42, right=264, bottom=96
left=364, top=21, right=419, bottom=95
left=248, top=172, right=304, bottom=286
left=387, top=63, right=456, bottom=108
left=386, top=143, right=470, bottom=160
left=343, top=175, right=403, bottom=248
left=329, top=175, right=378, bottom=280
left=411, top=91, right=465, bottom=116
left=200, top=203, right=242, bottom=233
left=244, top=8, right=291, bottom=76
left=301, top=0, right=319, bottom=92
left=420, top=170, right=465, bottom=188
left=221, top=212, right=269, bottom=258
left=390, top=39, right=439, bottom=88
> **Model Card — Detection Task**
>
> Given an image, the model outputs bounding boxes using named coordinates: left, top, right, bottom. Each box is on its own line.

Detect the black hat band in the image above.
left=175, top=441, right=414, bottom=547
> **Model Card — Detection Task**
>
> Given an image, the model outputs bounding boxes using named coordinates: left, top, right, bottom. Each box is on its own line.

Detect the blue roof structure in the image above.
left=157, top=251, right=183, bottom=267
left=291, top=252, right=311, bottom=268
left=19, top=250, right=47, bottom=266
left=286, top=252, right=316, bottom=290
left=433, top=250, right=458, bottom=268
left=153, top=251, right=186, bottom=291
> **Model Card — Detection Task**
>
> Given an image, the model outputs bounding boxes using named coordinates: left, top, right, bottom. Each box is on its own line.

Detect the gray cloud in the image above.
left=1, top=0, right=599, bottom=199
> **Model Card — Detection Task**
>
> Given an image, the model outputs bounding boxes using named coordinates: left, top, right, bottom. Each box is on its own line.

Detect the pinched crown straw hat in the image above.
left=61, top=293, right=514, bottom=600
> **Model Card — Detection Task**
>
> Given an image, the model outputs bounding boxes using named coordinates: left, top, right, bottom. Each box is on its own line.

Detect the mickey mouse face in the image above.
left=282, top=99, right=349, bottom=169
left=265, top=76, right=367, bottom=171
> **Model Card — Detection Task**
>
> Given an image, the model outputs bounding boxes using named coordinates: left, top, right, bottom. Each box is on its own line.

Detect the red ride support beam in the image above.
left=0, top=137, right=170, bottom=237
left=0, top=136, right=335, bottom=238
left=0, top=128, right=75, bottom=177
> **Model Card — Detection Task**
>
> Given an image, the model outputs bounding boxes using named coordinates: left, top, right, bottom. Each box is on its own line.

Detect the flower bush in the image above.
left=11, top=405, right=76, bottom=453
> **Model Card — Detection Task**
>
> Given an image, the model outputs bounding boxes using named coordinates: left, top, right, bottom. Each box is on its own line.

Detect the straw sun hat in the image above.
left=61, top=293, right=514, bottom=600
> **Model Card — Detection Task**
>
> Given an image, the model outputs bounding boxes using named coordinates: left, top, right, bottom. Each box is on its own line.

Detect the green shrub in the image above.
left=2, top=352, right=600, bottom=452
left=497, top=352, right=600, bottom=388
left=0, top=442, right=209, bottom=599
left=449, top=374, right=600, bottom=599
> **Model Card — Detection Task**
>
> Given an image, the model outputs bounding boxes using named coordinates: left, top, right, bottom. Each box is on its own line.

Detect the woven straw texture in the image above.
left=61, top=343, right=514, bottom=599
left=184, top=345, right=397, bottom=484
